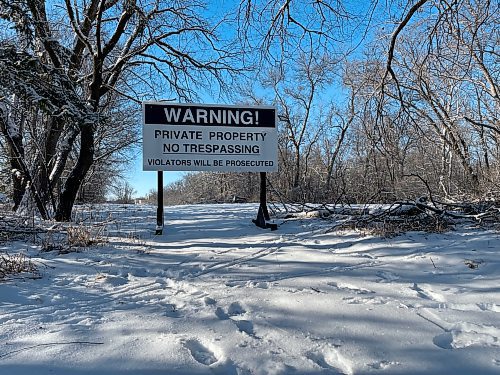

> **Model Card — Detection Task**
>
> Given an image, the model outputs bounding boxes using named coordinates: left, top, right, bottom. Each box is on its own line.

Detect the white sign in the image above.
left=142, top=103, right=278, bottom=172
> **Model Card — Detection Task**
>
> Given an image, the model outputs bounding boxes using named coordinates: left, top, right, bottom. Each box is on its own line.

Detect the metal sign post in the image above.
left=260, top=172, right=270, bottom=220
left=155, top=171, right=164, bottom=235
left=252, top=172, right=277, bottom=230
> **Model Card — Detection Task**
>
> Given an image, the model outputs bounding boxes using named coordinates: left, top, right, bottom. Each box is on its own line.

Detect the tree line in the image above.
left=1, top=1, right=498, bottom=219
left=150, top=1, right=499, bottom=207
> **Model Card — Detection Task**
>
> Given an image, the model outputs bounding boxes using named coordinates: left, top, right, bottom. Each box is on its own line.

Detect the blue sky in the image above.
left=127, top=152, right=184, bottom=197
left=125, top=0, right=384, bottom=198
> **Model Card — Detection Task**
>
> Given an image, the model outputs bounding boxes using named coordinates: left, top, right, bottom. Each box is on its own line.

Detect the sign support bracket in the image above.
left=253, top=172, right=278, bottom=230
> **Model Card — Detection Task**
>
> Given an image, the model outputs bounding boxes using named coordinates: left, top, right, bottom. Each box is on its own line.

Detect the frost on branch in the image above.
left=0, top=42, right=96, bottom=126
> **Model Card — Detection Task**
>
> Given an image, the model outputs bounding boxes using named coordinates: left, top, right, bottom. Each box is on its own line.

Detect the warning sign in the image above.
left=142, top=103, right=278, bottom=172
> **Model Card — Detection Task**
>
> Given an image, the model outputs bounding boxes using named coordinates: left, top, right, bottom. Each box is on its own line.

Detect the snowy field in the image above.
left=1, top=203, right=499, bottom=374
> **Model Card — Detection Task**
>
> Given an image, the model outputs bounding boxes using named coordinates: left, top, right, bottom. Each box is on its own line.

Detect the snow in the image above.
left=1, top=203, right=500, bottom=374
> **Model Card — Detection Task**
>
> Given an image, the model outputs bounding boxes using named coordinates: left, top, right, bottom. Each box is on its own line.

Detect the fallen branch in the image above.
left=328, top=198, right=500, bottom=235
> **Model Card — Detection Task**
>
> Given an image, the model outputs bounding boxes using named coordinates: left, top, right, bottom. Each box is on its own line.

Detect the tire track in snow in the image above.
left=0, top=275, right=204, bottom=328
left=224, top=260, right=380, bottom=286
left=189, top=244, right=283, bottom=278
left=187, top=224, right=349, bottom=279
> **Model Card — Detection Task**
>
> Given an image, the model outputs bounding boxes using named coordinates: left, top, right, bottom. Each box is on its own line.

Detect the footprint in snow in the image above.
left=376, top=271, right=400, bottom=283
left=183, top=339, right=219, bottom=366
left=233, top=319, right=256, bottom=337
left=245, top=280, right=270, bottom=289
left=343, top=296, right=388, bottom=305
left=477, top=303, right=500, bottom=312
left=213, top=302, right=256, bottom=337
left=328, top=281, right=374, bottom=295
left=103, top=275, right=129, bottom=287
left=227, top=302, right=246, bottom=316
left=433, top=332, right=454, bottom=349
left=411, top=283, right=446, bottom=302
left=432, top=323, right=500, bottom=349
left=182, top=339, right=240, bottom=374
left=215, top=307, right=229, bottom=320
left=307, top=346, right=353, bottom=375
left=215, top=302, right=246, bottom=320
left=203, top=296, right=217, bottom=306
left=165, top=303, right=182, bottom=318
left=368, top=360, right=399, bottom=370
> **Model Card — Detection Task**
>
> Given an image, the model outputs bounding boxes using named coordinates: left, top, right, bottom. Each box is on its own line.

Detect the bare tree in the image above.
left=236, top=0, right=371, bottom=63
left=110, top=180, right=136, bottom=204
left=378, top=0, right=498, bottom=197
left=0, top=0, right=239, bottom=220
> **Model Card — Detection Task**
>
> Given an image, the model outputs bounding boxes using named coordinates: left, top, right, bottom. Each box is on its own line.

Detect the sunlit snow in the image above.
left=1, top=203, right=499, bottom=374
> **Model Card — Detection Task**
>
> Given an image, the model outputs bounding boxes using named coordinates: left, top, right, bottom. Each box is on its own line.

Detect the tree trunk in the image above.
left=48, top=126, right=80, bottom=188
left=8, top=142, right=26, bottom=211
left=41, top=116, right=65, bottom=210
left=0, top=100, right=26, bottom=210
left=54, top=126, right=94, bottom=221
left=5, top=135, right=50, bottom=219
left=292, top=147, right=301, bottom=201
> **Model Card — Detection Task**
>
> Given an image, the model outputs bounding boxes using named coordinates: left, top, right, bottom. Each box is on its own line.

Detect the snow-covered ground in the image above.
left=1, top=203, right=499, bottom=374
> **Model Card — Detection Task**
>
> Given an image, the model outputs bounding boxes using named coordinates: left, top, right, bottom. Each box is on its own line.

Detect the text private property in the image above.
left=154, top=130, right=267, bottom=142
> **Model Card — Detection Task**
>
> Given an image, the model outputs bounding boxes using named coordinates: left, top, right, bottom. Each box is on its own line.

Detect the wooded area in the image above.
left=0, top=0, right=498, bottom=221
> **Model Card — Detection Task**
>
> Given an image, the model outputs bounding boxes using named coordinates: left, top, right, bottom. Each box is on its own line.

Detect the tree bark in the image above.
left=8, top=141, right=26, bottom=211
left=0, top=103, right=27, bottom=210
left=54, top=126, right=94, bottom=221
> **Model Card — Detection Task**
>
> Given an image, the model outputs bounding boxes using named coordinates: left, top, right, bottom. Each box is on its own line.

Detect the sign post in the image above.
left=252, top=172, right=277, bottom=230
left=260, top=172, right=270, bottom=220
left=142, top=102, right=278, bottom=232
left=155, top=171, right=164, bottom=235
